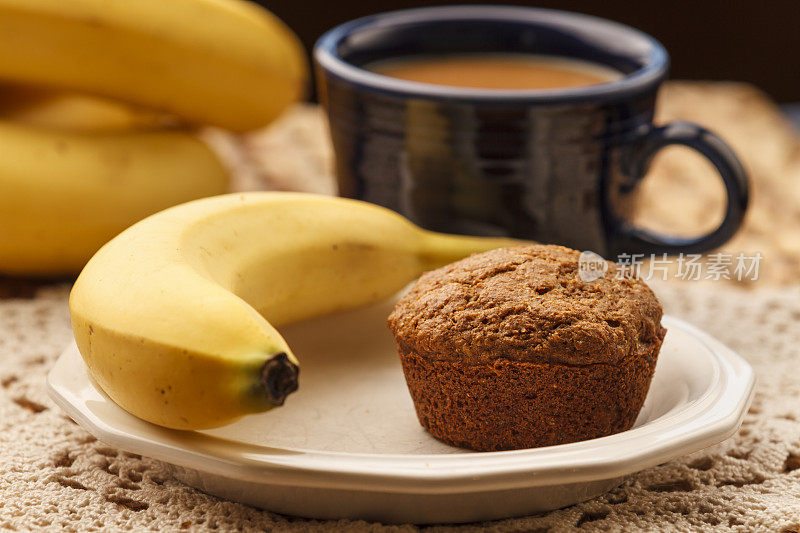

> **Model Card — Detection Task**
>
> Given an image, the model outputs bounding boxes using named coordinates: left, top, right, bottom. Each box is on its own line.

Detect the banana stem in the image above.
left=418, top=230, right=527, bottom=271
left=259, top=353, right=299, bottom=406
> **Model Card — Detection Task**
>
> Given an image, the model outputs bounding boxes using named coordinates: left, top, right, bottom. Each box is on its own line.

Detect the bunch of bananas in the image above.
left=0, top=0, right=307, bottom=275
left=1, top=0, right=522, bottom=429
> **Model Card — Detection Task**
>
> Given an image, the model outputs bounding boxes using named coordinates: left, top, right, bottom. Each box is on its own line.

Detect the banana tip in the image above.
left=260, top=353, right=299, bottom=406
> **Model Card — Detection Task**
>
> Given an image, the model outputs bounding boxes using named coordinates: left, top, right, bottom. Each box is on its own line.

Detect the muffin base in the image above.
left=398, top=344, right=661, bottom=452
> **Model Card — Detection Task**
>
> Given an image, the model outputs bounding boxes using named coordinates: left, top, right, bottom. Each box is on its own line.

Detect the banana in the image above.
left=0, top=120, right=229, bottom=276
left=69, top=192, right=521, bottom=429
left=0, top=83, right=180, bottom=133
left=0, top=0, right=306, bottom=132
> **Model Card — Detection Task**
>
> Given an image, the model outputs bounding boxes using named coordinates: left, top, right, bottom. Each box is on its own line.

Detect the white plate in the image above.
left=47, top=300, right=755, bottom=524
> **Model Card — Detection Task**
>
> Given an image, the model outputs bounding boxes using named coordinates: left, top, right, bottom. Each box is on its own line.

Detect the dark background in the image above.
left=254, top=0, right=800, bottom=103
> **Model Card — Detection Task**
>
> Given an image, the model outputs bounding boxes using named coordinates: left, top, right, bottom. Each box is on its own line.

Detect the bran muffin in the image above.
left=387, top=244, right=666, bottom=451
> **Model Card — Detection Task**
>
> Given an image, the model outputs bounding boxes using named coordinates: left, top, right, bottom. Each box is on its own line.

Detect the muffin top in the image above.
left=388, top=245, right=665, bottom=366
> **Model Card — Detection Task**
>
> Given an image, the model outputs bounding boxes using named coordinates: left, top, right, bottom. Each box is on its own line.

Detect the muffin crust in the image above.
left=388, top=244, right=666, bottom=451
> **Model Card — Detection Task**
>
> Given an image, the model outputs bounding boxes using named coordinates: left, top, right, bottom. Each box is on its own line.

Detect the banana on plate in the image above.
left=70, top=192, right=520, bottom=429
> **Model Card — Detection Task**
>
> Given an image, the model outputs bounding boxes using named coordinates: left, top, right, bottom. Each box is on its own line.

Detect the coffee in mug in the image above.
left=366, top=53, right=622, bottom=90
left=315, top=6, right=749, bottom=257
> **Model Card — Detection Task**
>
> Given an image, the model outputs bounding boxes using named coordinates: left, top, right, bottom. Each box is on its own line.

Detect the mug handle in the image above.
left=613, top=121, right=749, bottom=255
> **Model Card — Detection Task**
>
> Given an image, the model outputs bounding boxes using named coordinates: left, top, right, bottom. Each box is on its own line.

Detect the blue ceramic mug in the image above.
left=314, top=6, right=749, bottom=257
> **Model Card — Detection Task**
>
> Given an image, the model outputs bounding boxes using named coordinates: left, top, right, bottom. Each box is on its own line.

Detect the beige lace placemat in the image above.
left=2, top=82, right=800, bottom=531
left=2, top=283, right=799, bottom=532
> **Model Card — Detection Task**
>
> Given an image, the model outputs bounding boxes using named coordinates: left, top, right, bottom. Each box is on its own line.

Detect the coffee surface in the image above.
left=367, top=53, right=622, bottom=90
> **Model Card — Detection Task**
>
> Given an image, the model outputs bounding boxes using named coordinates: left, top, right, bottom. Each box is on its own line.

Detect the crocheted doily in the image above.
left=1, top=283, right=799, bottom=531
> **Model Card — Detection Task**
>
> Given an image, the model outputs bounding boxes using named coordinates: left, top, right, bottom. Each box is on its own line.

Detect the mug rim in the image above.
left=314, top=5, right=669, bottom=103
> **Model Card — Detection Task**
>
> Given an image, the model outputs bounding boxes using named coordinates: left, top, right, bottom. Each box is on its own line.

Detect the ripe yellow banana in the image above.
left=0, top=0, right=306, bottom=132
left=69, top=193, right=521, bottom=429
left=0, top=84, right=179, bottom=133
left=0, top=121, right=229, bottom=275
